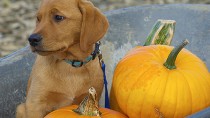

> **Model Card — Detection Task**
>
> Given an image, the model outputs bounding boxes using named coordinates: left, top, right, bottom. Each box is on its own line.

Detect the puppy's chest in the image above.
left=47, top=64, right=99, bottom=88
left=41, top=68, right=91, bottom=100
left=39, top=61, right=103, bottom=92
left=52, top=61, right=101, bottom=81
left=51, top=68, right=91, bottom=84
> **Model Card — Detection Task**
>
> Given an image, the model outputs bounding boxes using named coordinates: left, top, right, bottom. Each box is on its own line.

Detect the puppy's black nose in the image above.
left=28, top=34, right=42, bottom=46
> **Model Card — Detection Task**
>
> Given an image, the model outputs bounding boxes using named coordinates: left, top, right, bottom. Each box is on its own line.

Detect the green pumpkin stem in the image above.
left=144, top=19, right=176, bottom=46
left=163, top=39, right=189, bottom=70
left=72, top=87, right=101, bottom=117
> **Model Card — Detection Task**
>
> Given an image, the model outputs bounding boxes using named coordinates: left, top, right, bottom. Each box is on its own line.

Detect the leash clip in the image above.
left=92, top=41, right=101, bottom=60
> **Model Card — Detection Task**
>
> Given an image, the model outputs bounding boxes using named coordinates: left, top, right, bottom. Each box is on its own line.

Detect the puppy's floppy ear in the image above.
left=78, top=0, right=109, bottom=52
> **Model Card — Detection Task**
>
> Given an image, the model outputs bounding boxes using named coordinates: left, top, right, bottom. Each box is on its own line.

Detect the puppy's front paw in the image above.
left=16, top=103, right=26, bottom=118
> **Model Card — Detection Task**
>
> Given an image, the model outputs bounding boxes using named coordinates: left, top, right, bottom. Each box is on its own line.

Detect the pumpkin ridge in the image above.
left=185, top=69, right=210, bottom=103
left=187, top=70, right=208, bottom=113
left=156, top=70, right=169, bottom=117
left=146, top=67, right=166, bottom=118
left=175, top=56, right=204, bottom=66
left=143, top=67, right=167, bottom=118
left=173, top=71, right=180, bottom=118
left=115, top=67, right=134, bottom=114
left=176, top=48, right=203, bottom=62
left=129, top=65, right=164, bottom=118
left=196, top=73, right=210, bottom=107
left=125, top=65, right=155, bottom=117
left=192, top=71, right=208, bottom=108
left=114, top=63, right=126, bottom=77
left=173, top=71, right=184, bottom=118
left=176, top=63, right=209, bottom=77
left=177, top=61, right=206, bottom=66
left=176, top=70, right=193, bottom=115
left=140, top=68, right=157, bottom=116
left=174, top=72, right=179, bottom=118
left=142, top=66, right=171, bottom=118
left=181, top=70, right=208, bottom=112
left=114, top=63, right=129, bottom=96
left=166, top=71, right=178, bottom=118
left=137, top=67, right=157, bottom=118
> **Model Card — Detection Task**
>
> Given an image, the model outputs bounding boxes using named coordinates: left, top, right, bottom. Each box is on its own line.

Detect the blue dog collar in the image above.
left=64, top=42, right=101, bottom=67
left=64, top=55, right=93, bottom=67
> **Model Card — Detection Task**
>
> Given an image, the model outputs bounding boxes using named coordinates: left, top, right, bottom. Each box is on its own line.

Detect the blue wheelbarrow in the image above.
left=0, top=4, right=210, bottom=118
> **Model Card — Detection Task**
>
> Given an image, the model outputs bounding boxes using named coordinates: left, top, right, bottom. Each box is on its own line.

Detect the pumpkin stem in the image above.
left=72, top=87, right=101, bottom=117
left=163, top=39, right=189, bottom=70
left=144, top=19, right=176, bottom=46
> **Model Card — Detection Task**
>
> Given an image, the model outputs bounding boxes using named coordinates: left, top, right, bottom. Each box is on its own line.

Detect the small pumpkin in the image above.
left=110, top=40, right=210, bottom=118
left=45, top=87, right=128, bottom=118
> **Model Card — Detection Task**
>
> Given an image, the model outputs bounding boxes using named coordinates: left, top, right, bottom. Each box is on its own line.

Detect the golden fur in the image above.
left=16, top=0, right=109, bottom=117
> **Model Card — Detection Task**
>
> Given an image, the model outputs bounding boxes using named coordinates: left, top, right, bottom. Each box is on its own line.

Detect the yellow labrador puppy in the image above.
left=16, top=0, right=109, bottom=117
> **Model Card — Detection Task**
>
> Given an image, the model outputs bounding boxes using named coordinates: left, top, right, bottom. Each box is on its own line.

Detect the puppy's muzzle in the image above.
left=28, top=34, right=42, bottom=47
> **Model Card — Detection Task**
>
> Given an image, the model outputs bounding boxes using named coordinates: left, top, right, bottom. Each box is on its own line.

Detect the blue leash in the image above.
left=67, top=41, right=110, bottom=108
left=101, top=61, right=110, bottom=108
left=94, top=42, right=110, bottom=108
left=65, top=41, right=110, bottom=108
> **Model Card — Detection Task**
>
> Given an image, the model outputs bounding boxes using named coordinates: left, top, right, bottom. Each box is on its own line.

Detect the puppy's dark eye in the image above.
left=36, top=17, right=40, bottom=22
left=54, top=15, right=65, bottom=22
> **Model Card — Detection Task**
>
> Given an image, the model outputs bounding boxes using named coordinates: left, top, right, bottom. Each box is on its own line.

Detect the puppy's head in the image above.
left=29, top=0, right=109, bottom=56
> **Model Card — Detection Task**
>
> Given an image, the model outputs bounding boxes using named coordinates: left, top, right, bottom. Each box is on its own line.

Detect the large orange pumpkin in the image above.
left=45, top=87, right=128, bottom=118
left=110, top=40, right=210, bottom=118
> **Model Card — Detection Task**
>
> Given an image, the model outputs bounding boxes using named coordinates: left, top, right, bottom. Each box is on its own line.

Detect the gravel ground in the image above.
left=0, top=0, right=210, bottom=57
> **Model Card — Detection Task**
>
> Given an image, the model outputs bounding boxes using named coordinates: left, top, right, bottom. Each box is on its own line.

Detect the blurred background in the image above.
left=0, top=0, right=210, bottom=57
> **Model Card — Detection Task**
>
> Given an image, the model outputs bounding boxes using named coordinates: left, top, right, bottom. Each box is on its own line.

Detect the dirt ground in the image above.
left=0, top=0, right=210, bottom=57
